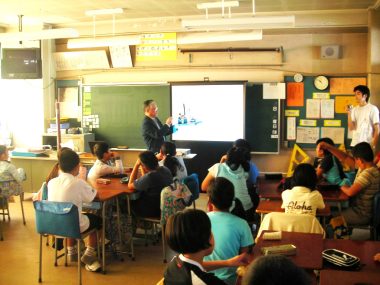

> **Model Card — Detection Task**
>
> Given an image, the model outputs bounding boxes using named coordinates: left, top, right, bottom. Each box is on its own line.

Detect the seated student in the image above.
left=202, top=147, right=255, bottom=219
left=281, top=163, right=325, bottom=216
left=128, top=151, right=173, bottom=218
left=87, top=142, right=120, bottom=186
left=157, top=141, right=188, bottom=181
left=242, top=255, right=310, bottom=285
left=220, top=139, right=259, bottom=185
left=164, top=209, right=249, bottom=285
left=315, top=137, right=351, bottom=186
left=204, top=177, right=253, bottom=285
left=319, top=141, right=380, bottom=226
left=0, top=145, right=26, bottom=197
left=47, top=148, right=102, bottom=272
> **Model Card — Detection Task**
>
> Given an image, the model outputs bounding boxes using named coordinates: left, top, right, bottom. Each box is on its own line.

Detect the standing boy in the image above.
left=204, top=177, right=253, bottom=285
left=348, top=85, right=379, bottom=148
left=48, top=149, right=102, bottom=272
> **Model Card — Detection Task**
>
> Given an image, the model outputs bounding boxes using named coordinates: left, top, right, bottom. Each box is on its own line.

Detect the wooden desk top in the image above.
left=94, top=178, right=136, bottom=201
left=258, top=178, right=349, bottom=202
left=253, top=231, right=324, bottom=270
left=320, top=270, right=380, bottom=285
left=256, top=200, right=331, bottom=216
left=323, top=239, right=380, bottom=272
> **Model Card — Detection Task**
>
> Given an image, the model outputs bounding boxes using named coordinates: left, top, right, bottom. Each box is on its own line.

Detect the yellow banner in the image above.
left=300, top=119, right=317, bottom=126
left=285, top=110, right=300, bottom=117
left=136, top=33, right=177, bottom=61
left=324, top=120, right=341, bottom=127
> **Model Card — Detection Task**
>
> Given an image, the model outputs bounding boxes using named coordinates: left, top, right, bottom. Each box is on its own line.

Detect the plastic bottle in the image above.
left=115, top=157, right=124, bottom=174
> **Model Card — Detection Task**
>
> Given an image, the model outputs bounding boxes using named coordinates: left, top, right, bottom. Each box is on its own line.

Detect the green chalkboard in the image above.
left=246, top=84, right=280, bottom=153
left=82, top=84, right=170, bottom=148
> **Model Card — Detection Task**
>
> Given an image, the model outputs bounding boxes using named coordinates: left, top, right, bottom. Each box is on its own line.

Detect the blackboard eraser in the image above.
left=117, top=145, right=129, bottom=149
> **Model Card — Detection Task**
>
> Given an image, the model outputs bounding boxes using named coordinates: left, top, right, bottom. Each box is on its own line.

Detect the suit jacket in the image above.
left=142, top=115, right=173, bottom=153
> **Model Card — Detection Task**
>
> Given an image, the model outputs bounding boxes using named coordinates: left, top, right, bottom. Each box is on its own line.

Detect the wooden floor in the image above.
left=0, top=193, right=208, bottom=285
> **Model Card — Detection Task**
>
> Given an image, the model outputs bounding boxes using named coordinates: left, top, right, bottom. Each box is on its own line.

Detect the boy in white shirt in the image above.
left=281, top=163, right=325, bottom=216
left=48, top=148, right=102, bottom=272
left=87, top=142, right=120, bottom=186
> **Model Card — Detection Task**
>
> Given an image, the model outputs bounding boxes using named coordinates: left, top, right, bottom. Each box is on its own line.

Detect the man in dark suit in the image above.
left=142, top=99, right=173, bottom=153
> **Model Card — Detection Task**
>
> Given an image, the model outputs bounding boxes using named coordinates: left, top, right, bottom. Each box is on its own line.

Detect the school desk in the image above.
left=257, top=178, right=349, bottom=211
left=319, top=270, right=380, bottom=285
left=252, top=231, right=324, bottom=270
left=94, top=178, right=140, bottom=273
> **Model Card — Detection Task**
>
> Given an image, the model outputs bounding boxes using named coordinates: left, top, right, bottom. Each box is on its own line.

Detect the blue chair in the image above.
left=182, top=173, right=200, bottom=209
left=34, top=200, right=99, bottom=285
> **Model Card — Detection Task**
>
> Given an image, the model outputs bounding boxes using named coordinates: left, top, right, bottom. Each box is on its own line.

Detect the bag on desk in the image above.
left=328, top=215, right=350, bottom=239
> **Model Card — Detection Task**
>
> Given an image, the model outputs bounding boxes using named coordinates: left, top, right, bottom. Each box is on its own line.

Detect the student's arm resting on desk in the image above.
left=341, top=183, right=362, bottom=197
left=202, top=252, right=250, bottom=271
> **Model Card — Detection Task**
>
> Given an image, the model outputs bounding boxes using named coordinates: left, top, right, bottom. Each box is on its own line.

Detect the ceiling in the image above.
left=0, top=0, right=379, bottom=35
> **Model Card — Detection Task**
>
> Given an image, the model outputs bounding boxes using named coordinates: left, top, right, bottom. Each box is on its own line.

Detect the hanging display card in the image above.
left=296, top=127, right=320, bottom=144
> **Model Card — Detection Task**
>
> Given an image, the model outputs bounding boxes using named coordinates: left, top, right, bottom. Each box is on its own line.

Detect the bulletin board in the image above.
left=284, top=76, right=367, bottom=148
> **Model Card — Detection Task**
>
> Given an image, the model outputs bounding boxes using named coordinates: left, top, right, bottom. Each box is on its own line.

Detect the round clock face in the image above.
left=314, top=75, right=329, bottom=90
left=294, top=73, right=303, bottom=83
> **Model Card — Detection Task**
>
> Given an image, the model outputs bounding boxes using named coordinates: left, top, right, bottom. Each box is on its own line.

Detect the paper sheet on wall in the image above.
left=321, top=127, right=345, bottom=144
left=263, top=83, right=286, bottom=99
left=335, top=96, right=357, bottom=113
left=320, top=99, right=335, bottom=118
left=330, top=77, right=367, bottom=95
left=306, top=99, right=320, bottom=118
left=287, top=117, right=296, bottom=140
left=296, top=127, right=320, bottom=143
left=286, top=82, right=304, bottom=106
left=300, top=119, right=317, bottom=127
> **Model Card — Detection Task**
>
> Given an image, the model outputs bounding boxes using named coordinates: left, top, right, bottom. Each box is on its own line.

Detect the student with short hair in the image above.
left=242, top=255, right=310, bottom=285
left=164, top=209, right=249, bottom=285
left=204, top=177, right=253, bottom=285
left=87, top=142, right=120, bottom=186
left=158, top=141, right=188, bottom=181
left=128, top=150, right=173, bottom=217
left=319, top=141, right=380, bottom=225
left=315, top=137, right=351, bottom=186
left=281, top=163, right=325, bottom=216
left=47, top=148, right=102, bottom=272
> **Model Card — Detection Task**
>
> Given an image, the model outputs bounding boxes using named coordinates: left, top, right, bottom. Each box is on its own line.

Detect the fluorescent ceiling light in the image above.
left=85, top=8, right=124, bottom=16
left=182, top=16, right=295, bottom=31
left=197, top=1, right=239, bottom=9
left=0, top=28, right=79, bottom=42
left=178, top=30, right=262, bottom=44
left=67, top=35, right=140, bottom=48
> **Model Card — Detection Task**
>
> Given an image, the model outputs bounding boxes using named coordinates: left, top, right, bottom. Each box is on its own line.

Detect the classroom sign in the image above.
left=136, top=33, right=177, bottom=61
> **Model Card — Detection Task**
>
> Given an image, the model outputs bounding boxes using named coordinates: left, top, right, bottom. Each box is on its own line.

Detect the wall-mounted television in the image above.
left=1, top=48, right=42, bottom=79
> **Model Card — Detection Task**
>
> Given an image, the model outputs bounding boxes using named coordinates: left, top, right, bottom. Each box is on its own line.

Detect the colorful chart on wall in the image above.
left=330, top=77, right=367, bottom=95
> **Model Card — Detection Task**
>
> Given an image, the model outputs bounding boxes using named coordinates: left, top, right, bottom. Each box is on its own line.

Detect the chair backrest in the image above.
left=33, top=200, right=81, bottom=239
left=182, top=173, right=200, bottom=203
left=373, top=191, right=380, bottom=228
left=256, top=212, right=325, bottom=240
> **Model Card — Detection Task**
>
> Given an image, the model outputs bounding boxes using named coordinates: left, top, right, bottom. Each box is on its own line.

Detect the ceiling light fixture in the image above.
left=0, top=28, right=79, bottom=42
left=182, top=16, right=295, bottom=31
left=85, top=8, right=124, bottom=16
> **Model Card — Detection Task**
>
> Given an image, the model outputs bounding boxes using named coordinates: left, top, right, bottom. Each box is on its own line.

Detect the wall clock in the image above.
left=314, top=75, right=329, bottom=90
left=294, top=73, right=303, bottom=83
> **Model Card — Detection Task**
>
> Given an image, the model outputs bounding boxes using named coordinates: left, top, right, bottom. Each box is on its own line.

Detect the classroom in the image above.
left=0, top=1, right=380, bottom=284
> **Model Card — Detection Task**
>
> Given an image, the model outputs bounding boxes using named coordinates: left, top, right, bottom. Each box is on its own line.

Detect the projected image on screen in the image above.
left=171, top=84, right=244, bottom=141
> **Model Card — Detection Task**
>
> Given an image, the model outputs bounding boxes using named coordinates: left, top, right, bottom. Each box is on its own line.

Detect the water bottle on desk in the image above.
left=115, top=157, right=124, bottom=174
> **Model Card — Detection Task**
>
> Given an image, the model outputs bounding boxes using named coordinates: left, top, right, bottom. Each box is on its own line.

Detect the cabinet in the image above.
left=42, top=133, right=95, bottom=153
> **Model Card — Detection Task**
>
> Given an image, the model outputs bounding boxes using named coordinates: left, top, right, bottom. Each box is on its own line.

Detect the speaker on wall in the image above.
left=320, top=45, right=342, bottom=59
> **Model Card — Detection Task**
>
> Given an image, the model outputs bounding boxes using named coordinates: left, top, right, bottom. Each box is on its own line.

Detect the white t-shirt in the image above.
left=48, top=172, right=97, bottom=232
left=87, top=159, right=118, bottom=186
left=351, top=103, right=380, bottom=146
left=281, top=186, right=325, bottom=216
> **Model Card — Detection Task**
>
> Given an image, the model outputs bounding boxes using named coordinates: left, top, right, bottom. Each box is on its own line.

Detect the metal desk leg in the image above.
left=102, top=201, right=106, bottom=274
left=116, top=198, right=124, bottom=261
left=127, top=195, right=135, bottom=260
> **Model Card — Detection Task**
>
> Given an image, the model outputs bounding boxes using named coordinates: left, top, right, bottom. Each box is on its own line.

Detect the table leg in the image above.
left=127, top=195, right=135, bottom=260
left=102, top=201, right=106, bottom=274
left=115, top=197, right=124, bottom=261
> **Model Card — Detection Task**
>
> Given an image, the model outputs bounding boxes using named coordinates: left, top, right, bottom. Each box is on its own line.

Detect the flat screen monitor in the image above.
left=171, top=83, right=245, bottom=142
left=1, top=48, right=42, bottom=79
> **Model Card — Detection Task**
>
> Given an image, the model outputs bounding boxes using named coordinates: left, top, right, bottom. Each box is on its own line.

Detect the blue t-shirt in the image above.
left=204, top=211, right=253, bottom=285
